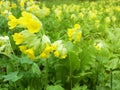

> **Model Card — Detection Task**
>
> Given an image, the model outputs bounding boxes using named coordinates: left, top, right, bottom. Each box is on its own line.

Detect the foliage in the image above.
left=0, top=0, right=120, bottom=90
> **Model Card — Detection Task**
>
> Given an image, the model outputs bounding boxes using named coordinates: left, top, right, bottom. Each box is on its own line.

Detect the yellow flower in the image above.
left=67, top=29, right=74, bottom=38
left=19, top=11, right=41, bottom=33
left=1, top=10, right=11, bottom=17
left=19, top=45, right=27, bottom=53
left=30, top=0, right=33, bottom=3
left=0, top=36, right=12, bottom=55
left=0, top=1, right=3, bottom=5
left=61, top=54, right=67, bottom=59
left=68, top=25, right=82, bottom=43
left=11, top=3, right=17, bottom=9
left=42, top=6, right=50, bottom=16
left=27, top=19, right=41, bottom=33
left=20, top=0, right=25, bottom=7
left=25, top=48, right=35, bottom=60
left=74, top=24, right=80, bottom=30
left=40, top=44, right=53, bottom=59
left=52, top=40, right=67, bottom=59
left=54, top=51, right=59, bottom=57
left=51, top=44, right=57, bottom=51
left=40, top=52, right=49, bottom=59
left=8, top=15, right=19, bottom=29
left=12, top=33, right=24, bottom=45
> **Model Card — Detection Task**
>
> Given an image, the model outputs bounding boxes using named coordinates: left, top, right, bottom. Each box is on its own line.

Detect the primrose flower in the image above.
left=54, top=51, right=59, bottom=57
left=42, top=5, right=50, bottom=16
left=40, top=52, right=49, bottom=59
left=54, top=8, right=62, bottom=21
left=20, top=0, right=26, bottom=9
left=94, top=42, right=103, bottom=51
left=68, top=29, right=74, bottom=39
left=1, top=10, right=11, bottom=17
left=11, top=3, right=17, bottom=9
left=19, top=45, right=27, bottom=53
left=26, top=2, right=50, bottom=18
left=40, top=43, right=53, bottom=59
left=41, top=35, right=51, bottom=50
left=67, top=24, right=82, bottom=43
left=74, top=24, right=81, bottom=30
left=25, top=47, right=35, bottom=60
left=0, top=36, right=12, bottom=55
left=0, top=36, right=9, bottom=43
left=19, top=11, right=42, bottom=33
left=52, top=40, right=67, bottom=59
left=8, top=14, right=19, bottom=29
left=12, top=33, right=24, bottom=45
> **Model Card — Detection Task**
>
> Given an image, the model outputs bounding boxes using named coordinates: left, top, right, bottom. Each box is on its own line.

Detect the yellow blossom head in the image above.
left=67, top=24, right=82, bottom=43
left=40, top=52, right=49, bottom=59
left=25, top=47, right=35, bottom=60
left=19, top=45, right=27, bottom=53
left=54, top=51, right=59, bottom=57
left=11, top=3, right=17, bottom=9
left=40, top=43, right=53, bottom=59
left=52, top=40, right=67, bottom=59
left=74, top=24, right=80, bottom=30
left=8, top=14, right=19, bottom=29
left=12, top=33, right=24, bottom=45
left=19, top=11, right=42, bottom=33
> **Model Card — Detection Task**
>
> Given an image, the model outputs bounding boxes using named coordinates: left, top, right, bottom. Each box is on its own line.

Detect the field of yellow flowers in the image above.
left=0, top=0, right=120, bottom=90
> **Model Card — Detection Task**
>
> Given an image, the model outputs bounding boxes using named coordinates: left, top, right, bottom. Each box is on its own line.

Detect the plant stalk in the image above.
left=45, top=59, right=48, bottom=90
left=69, top=57, right=72, bottom=90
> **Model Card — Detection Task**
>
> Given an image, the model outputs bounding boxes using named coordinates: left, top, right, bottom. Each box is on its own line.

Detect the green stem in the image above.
left=69, top=58, right=72, bottom=90
left=110, top=68, right=112, bottom=90
left=45, top=59, right=48, bottom=90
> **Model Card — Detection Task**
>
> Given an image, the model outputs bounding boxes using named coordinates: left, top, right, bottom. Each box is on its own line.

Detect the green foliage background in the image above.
left=0, top=0, right=120, bottom=90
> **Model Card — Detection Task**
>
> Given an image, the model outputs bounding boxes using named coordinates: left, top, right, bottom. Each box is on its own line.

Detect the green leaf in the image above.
left=46, top=85, right=65, bottom=90
left=30, top=63, right=41, bottom=76
left=73, top=72, right=92, bottom=79
left=72, top=84, right=88, bottom=90
left=106, top=58, right=119, bottom=70
left=18, top=56, right=33, bottom=64
left=2, top=71, right=23, bottom=82
left=112, top=71, right=120, bottom=90
left=79, top=46, right=95, bottom=71
left=69, top=51, right=80, bottom=72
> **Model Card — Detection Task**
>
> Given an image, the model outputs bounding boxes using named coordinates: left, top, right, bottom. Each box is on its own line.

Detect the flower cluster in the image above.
left=8, top=11, right=42, bottom=34
left=68, top=24, right=82, bottom=43
left=52, top=40, right=67, bottom=59
left=8, top=11, right=67, bottom=60
left=0, top=36, right=12, bottom=55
